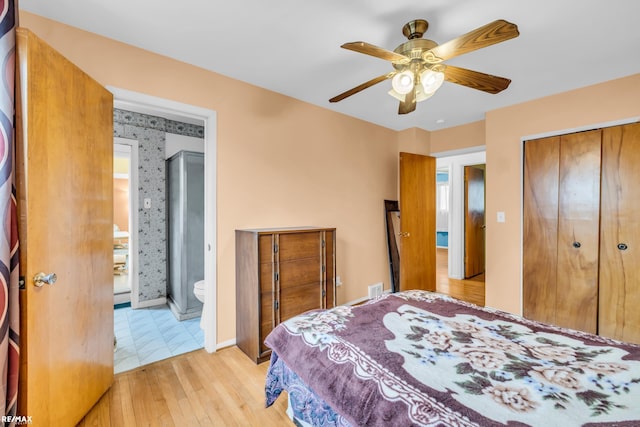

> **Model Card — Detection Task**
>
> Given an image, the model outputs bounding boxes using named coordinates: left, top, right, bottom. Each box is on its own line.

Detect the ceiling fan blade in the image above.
left=329, top=72, right=395, bottom=103
left=398, top=88, right=416, bottom=114
left=444, top=65, right=512, bottom=94
left=423, top=19, right=519, bottom=63
left=341, top=42, right=410, bottom=64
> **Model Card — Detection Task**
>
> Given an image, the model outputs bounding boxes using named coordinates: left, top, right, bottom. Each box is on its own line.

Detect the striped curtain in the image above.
left=0, top=0, right=19, bottom=420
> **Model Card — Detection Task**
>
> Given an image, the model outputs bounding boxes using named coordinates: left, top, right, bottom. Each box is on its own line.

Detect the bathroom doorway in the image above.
left=113, top=142, right=136, bottom=305
left=110, top=88, right=217, bottom=373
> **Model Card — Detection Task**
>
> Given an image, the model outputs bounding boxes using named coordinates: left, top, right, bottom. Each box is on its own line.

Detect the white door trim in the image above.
left=434, top=150, right=486, bottom=279
left=108, top=86, right=218, bottom=353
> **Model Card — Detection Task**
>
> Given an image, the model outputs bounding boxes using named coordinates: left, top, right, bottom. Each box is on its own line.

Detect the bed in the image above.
left=264, top=290, right=640, bottom=426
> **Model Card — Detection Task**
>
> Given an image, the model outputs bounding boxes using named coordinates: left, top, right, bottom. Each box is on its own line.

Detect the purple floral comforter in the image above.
left=264, top=290, right=640, bottom=426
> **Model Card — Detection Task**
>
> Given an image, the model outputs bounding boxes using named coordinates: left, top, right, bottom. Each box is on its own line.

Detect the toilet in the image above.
left=194, top=280, right=205, bottom=303
left=194, top=280, right=206, bottom=330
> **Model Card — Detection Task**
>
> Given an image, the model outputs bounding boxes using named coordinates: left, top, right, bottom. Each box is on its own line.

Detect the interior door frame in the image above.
left=114, top=139, right=139, bottom=306
left=108, top=87, right=219, bottom=353
left=434, top=148, right=486, bottom=279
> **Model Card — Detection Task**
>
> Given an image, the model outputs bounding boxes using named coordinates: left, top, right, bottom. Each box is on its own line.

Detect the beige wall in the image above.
left=19, top=12, right=400, bottom=344
left=485, top=74, right=640, bottom=314
left=431, top=120, right=485, bottom=153
left=397, top=127, right=430, bottom=154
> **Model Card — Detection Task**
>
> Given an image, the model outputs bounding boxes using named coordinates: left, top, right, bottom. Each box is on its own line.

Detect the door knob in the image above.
left=34, top=272, right=57, bottom=287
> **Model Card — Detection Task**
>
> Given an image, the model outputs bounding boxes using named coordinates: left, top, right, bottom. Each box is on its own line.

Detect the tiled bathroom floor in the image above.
left=114, top=305, right=204, bottom=374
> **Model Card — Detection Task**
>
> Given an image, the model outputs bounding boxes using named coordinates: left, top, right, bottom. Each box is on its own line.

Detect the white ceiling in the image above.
left=20, top=0, right=640, bottom=131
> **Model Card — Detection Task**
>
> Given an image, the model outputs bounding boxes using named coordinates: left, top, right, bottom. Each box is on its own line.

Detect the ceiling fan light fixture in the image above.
left=415, top=85, right=436, bottom=102
left=391, top=71, right=414, bottom=94
left=420, top=69, right=445, bottom=94
left=387, top=89, right=405, bottom=102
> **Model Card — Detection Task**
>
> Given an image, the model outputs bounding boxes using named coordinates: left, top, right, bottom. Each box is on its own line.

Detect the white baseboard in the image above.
left=113, top=292, right=131, bottom=306
left=344, top=295, right=370, bottom=306
left=215, top=338, right=236, bottom=352
left=344, top=289, right=391, bottom=307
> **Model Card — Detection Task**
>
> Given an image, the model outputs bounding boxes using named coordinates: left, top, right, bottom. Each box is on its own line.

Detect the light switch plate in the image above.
left=144, top=198, right=151, bottom=209
left=497, top=211, right=506, bottom=223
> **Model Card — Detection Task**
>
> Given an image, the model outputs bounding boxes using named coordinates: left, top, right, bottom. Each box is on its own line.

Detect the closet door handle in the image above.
left=617, top=243, right=628, bottom=251
left=572, top=241, right=581, bottom=248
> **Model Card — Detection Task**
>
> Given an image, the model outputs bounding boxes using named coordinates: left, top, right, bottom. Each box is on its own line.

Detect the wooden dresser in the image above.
left=236, top=227, right=336, bottom=363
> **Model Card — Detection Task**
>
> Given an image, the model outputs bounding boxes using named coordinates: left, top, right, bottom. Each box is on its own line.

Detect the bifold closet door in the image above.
left=599, top=122, right=640, bottom=344
left=523, top=136, right=560, bottom=325
left=555, top=130, right=601, bottom=334
left=523, top=130, right=601, bottom=333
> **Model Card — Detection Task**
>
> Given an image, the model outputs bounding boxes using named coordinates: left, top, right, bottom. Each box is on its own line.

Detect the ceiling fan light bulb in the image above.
left=392, top=71, right=414, bottom=94
left=421, top=69, right=445, bottom=94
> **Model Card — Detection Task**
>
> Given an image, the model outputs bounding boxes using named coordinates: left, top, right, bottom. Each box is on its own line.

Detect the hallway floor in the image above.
left=114, top=304, right=204, bottom=374
left=436, top=248, right=485, bottom=307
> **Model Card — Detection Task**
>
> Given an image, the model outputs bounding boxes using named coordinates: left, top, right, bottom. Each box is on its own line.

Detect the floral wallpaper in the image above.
left=113, top=109, right=204, bottom=303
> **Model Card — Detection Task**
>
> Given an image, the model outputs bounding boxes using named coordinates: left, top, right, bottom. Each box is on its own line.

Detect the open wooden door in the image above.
left=16, top=29, right=114, bottom=426
left=464, top=166, right=485, bottom=278
left=399, top=152, right=436, bottom=291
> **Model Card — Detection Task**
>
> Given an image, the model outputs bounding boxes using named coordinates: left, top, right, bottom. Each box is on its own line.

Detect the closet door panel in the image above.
left=599, top=122, right=640, bottom=344
left=523, top=136, right=560, bottom=325
left=555, top=130, right=601, bottom=334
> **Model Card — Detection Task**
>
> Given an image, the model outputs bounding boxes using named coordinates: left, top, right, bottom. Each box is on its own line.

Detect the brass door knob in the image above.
left=34, top=272, right=57, bottom=287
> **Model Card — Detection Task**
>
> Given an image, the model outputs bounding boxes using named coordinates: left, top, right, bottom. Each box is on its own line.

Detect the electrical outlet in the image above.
left=368, top=282, right=383, bottom=299
left=336, top=276, right=343, bottom=287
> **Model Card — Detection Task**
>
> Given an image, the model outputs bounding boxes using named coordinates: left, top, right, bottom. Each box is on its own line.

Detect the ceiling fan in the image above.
left=329, top=19, right=520, bottom=114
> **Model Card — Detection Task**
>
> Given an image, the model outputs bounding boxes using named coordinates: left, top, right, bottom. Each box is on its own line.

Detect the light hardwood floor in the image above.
left=77, top=346, right=291, bottom=427
left=436, top=247, right=485, bottom=307
left=78, top=249, right=485, bottom=426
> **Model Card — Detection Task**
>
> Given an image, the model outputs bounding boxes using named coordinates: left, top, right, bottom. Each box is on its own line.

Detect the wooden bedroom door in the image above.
left=16, top=28, right=114, bottom=425
left=599, top=122, right=640, bottom=343
left=399, top=152, right=436, bottom=291
left=463, top=166, right=485, bottom=278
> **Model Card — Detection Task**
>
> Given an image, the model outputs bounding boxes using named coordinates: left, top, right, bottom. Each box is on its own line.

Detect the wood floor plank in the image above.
left=129, top=368, right=154, bottom=424
left=145, top=363, right=173, bottom=426
left=153, top=359, right=191, bottom=425
left=108, top=376, right=125, bottom=426
left=202, top=349, right=253, bottom=426
left=172, top=355, right=211, bottom=425
left=436, top=248, right=485, bottom=306
left=116, top=374, right=138, bottom=427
